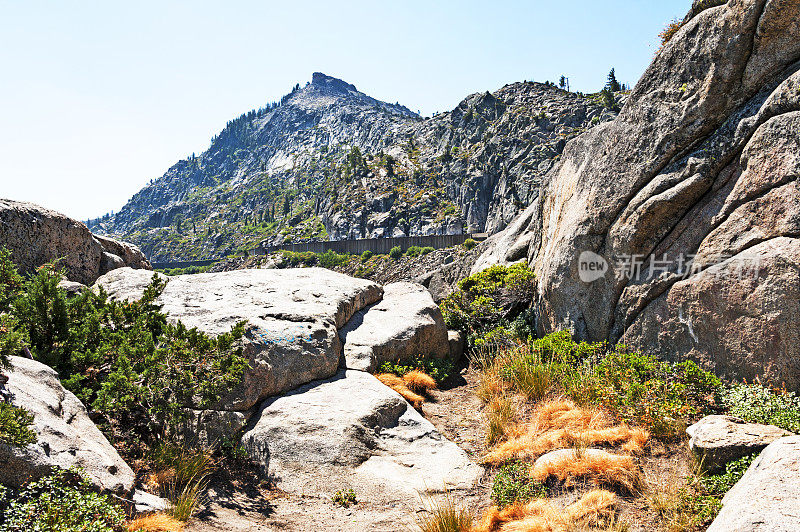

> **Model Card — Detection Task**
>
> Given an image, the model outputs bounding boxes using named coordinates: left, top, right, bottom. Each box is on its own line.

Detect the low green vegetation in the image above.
left=157, top=264, right=214, bottom=276
left=360, top=250, right=373, bottom=263
left=389, top=245, right=403, bottom=259
left=721, top=384, right=800, bottom=433
left=332, top=488, right=357, bottom=508
left=0, top=469, right=126, bottom=532
left=0, top=248, right=248, bottom=448
left=406, top=246, right=435, bottom=258
left=462, top=238, right=477, bottom=250
left=440, top=263, right=536, bottom=350
left=378, top=355, right=454, bottom=385
left=0, top=403, right=37, bottom=447
left=490, top=461, right=547, bottom=508
left=279, top=249, right=351, bottom=269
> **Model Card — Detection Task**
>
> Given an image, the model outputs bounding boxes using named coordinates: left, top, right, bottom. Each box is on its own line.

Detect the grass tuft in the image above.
left=404, top=369, right=438, bottom=392
left=415, top=493, right=474, bottom=532
left=126, top=513, right=184, bottom=532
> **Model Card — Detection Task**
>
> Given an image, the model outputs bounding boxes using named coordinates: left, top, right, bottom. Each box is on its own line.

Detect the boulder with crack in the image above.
left=339, top=281, right=450, bottom=372
left=94, top=267, right=383, bottom=411
left=687, top=415, right=793, bottom=471
left=240, top=369, right=483, bottom=504
left=0, top=357, right=135, bottom=494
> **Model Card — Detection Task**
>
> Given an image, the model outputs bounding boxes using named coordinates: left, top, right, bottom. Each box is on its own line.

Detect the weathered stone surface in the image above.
left=240, top=370, right=483, bottom=504
left=475, top=0, right=800, bottom=389
left=132, top=490, right=169, bottom=514
left=94, top=267, right=382, bottom=410
left=708, top=436, right=800, bottom=531
left=0, top=198, right=150, bottom=285
left=0, top=357, right=134, bottom=494
left=339, top=282, right=449, bottom=372
left=57, top=278, right=89, bottom=297
left=687, top=415, right=793, bottom=471
left=448, top=329, right=465, bottom=362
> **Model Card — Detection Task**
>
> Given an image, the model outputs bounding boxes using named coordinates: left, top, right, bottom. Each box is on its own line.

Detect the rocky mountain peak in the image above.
left=310, top=72, right=358, bottom=94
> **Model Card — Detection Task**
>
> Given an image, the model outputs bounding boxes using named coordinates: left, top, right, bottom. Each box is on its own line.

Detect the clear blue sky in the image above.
left=0, top=0, right=688, bottom=221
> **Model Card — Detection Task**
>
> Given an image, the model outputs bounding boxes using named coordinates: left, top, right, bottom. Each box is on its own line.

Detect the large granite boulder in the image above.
left=708, top=436, right=800, bottom=531
left=0, top=199, right=150, bottom=285
left=240, top=370, right=482, bottom=504
left=339, top=282, right=450, bottom=371
left=687, top=415, right=793, bottom=471
left=94, top=267, right=382, bottom=411
left=474, top=0, right=800, bottom=389
left=0, top=357, right=134, bottom=494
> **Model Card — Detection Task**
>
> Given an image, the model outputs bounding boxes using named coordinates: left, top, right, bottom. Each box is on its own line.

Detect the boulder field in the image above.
left=92, top=266, right=480, bottom=502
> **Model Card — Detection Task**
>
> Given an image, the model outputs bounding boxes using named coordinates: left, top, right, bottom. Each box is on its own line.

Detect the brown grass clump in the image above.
left=474, top=489, right=618, bottom=532
left=126, top=513, right=184, bottom=532
left=486, top=393, right=521, bottom=446
left=415, top=492, right=474, bottom=532
left=404, top=370, right=438, bottom=392
left=482, top=400, right=649, bottom=465
left=376, top=373, right=425, bottom=409
left=530, top=449, right=642, bottom=494
left=146, top=468, right=176, bottom=493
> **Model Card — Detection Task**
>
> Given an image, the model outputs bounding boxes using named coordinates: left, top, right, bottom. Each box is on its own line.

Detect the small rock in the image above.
left=133, top=489, right=168, bottom=513
left=686, top=415, right=793, bottom=472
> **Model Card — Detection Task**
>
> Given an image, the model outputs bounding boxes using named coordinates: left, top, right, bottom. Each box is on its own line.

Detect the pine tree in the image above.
left=606, top=68, right=621, bottom=92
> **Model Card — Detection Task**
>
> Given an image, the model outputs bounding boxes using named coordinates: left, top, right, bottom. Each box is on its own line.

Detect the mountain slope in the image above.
left=95, top=72, right=620, bottom=261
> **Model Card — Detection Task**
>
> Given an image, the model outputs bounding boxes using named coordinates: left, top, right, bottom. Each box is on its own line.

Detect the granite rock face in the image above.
left=476, top=0, right=800, bottom=389
left=94, top=267, right=382, bottom=411
left=0, top=357, right=135, bottom=494
left=708, top=436, right=800, bottom=531
left=240, top=370, right=483, bottom=504
left=687, top=415, right=793, bottom=471
left=339, top=281, right=450, bottom=371
left=0, top=198, right=150, bottom=285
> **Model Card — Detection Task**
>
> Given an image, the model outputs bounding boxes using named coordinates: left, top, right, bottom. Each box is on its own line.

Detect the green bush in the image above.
left=0, top=469, right=126, bottom=532
left=317, top=249, right=349, bottom=269
left=0, top=252, right=248, bottom=446
left=462, top=238, right=477, bottom=250
left=360, top=250, right=373, bottom=263
left=420, top=246, right=435, bottom=255
left=440, top=263, right=535, bottom=349
left=388, top=246, right=403, bottom=259
left=280, top=250, right=318, bottom=266
left=0, top=402, right=37, bottom=447
left=406, top=246, right=423, bottom=258
left=721, top=384, right=800, bottom=433
left=491, top=461, right=547, bottom=508
left=378, top=355, right=454, bottom=385
left=701, top=453, right=757, bottom=495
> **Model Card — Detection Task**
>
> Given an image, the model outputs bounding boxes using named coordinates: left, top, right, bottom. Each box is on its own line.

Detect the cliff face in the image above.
left=95, top=73, right=619, bottom=261
left=475, top=0, right=800, bottom=389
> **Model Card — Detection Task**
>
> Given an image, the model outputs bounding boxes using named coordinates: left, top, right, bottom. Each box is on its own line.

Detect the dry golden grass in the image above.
left=147, top=468, right=176, bottom=493
left=376, top=373, right=425, bottom=409
left=482, top=400, right=649, bottom=465
left=404, top=370, right=438, bottom=392
left=126, top=513, right=184, bottom=532
left=474, top=489, right=619, bottom=532
left=530, top=450, right=642, bottom=494
left=486, top=393, right=521, bottom=446
left=477, top=370, right=507, bottom=403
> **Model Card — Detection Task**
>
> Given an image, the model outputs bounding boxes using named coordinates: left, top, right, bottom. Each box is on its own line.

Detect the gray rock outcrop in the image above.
left=240, top=370, right=482, bottom=504
left=0, top=357, right=135, bottom=494
left=339, top=281, right=449, bottom=371
left=94, top=267, right=382, bottom=411
left=687, top=415, right=793, bottom=471
left=708, top=436, right=800, bottom=531
left=0, top=198, right=150, bottom=285
left=475, top=0, right=800, bottom=389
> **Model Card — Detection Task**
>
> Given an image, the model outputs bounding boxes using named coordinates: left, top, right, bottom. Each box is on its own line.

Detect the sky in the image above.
left=0, top=0, right=689, bottom=222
